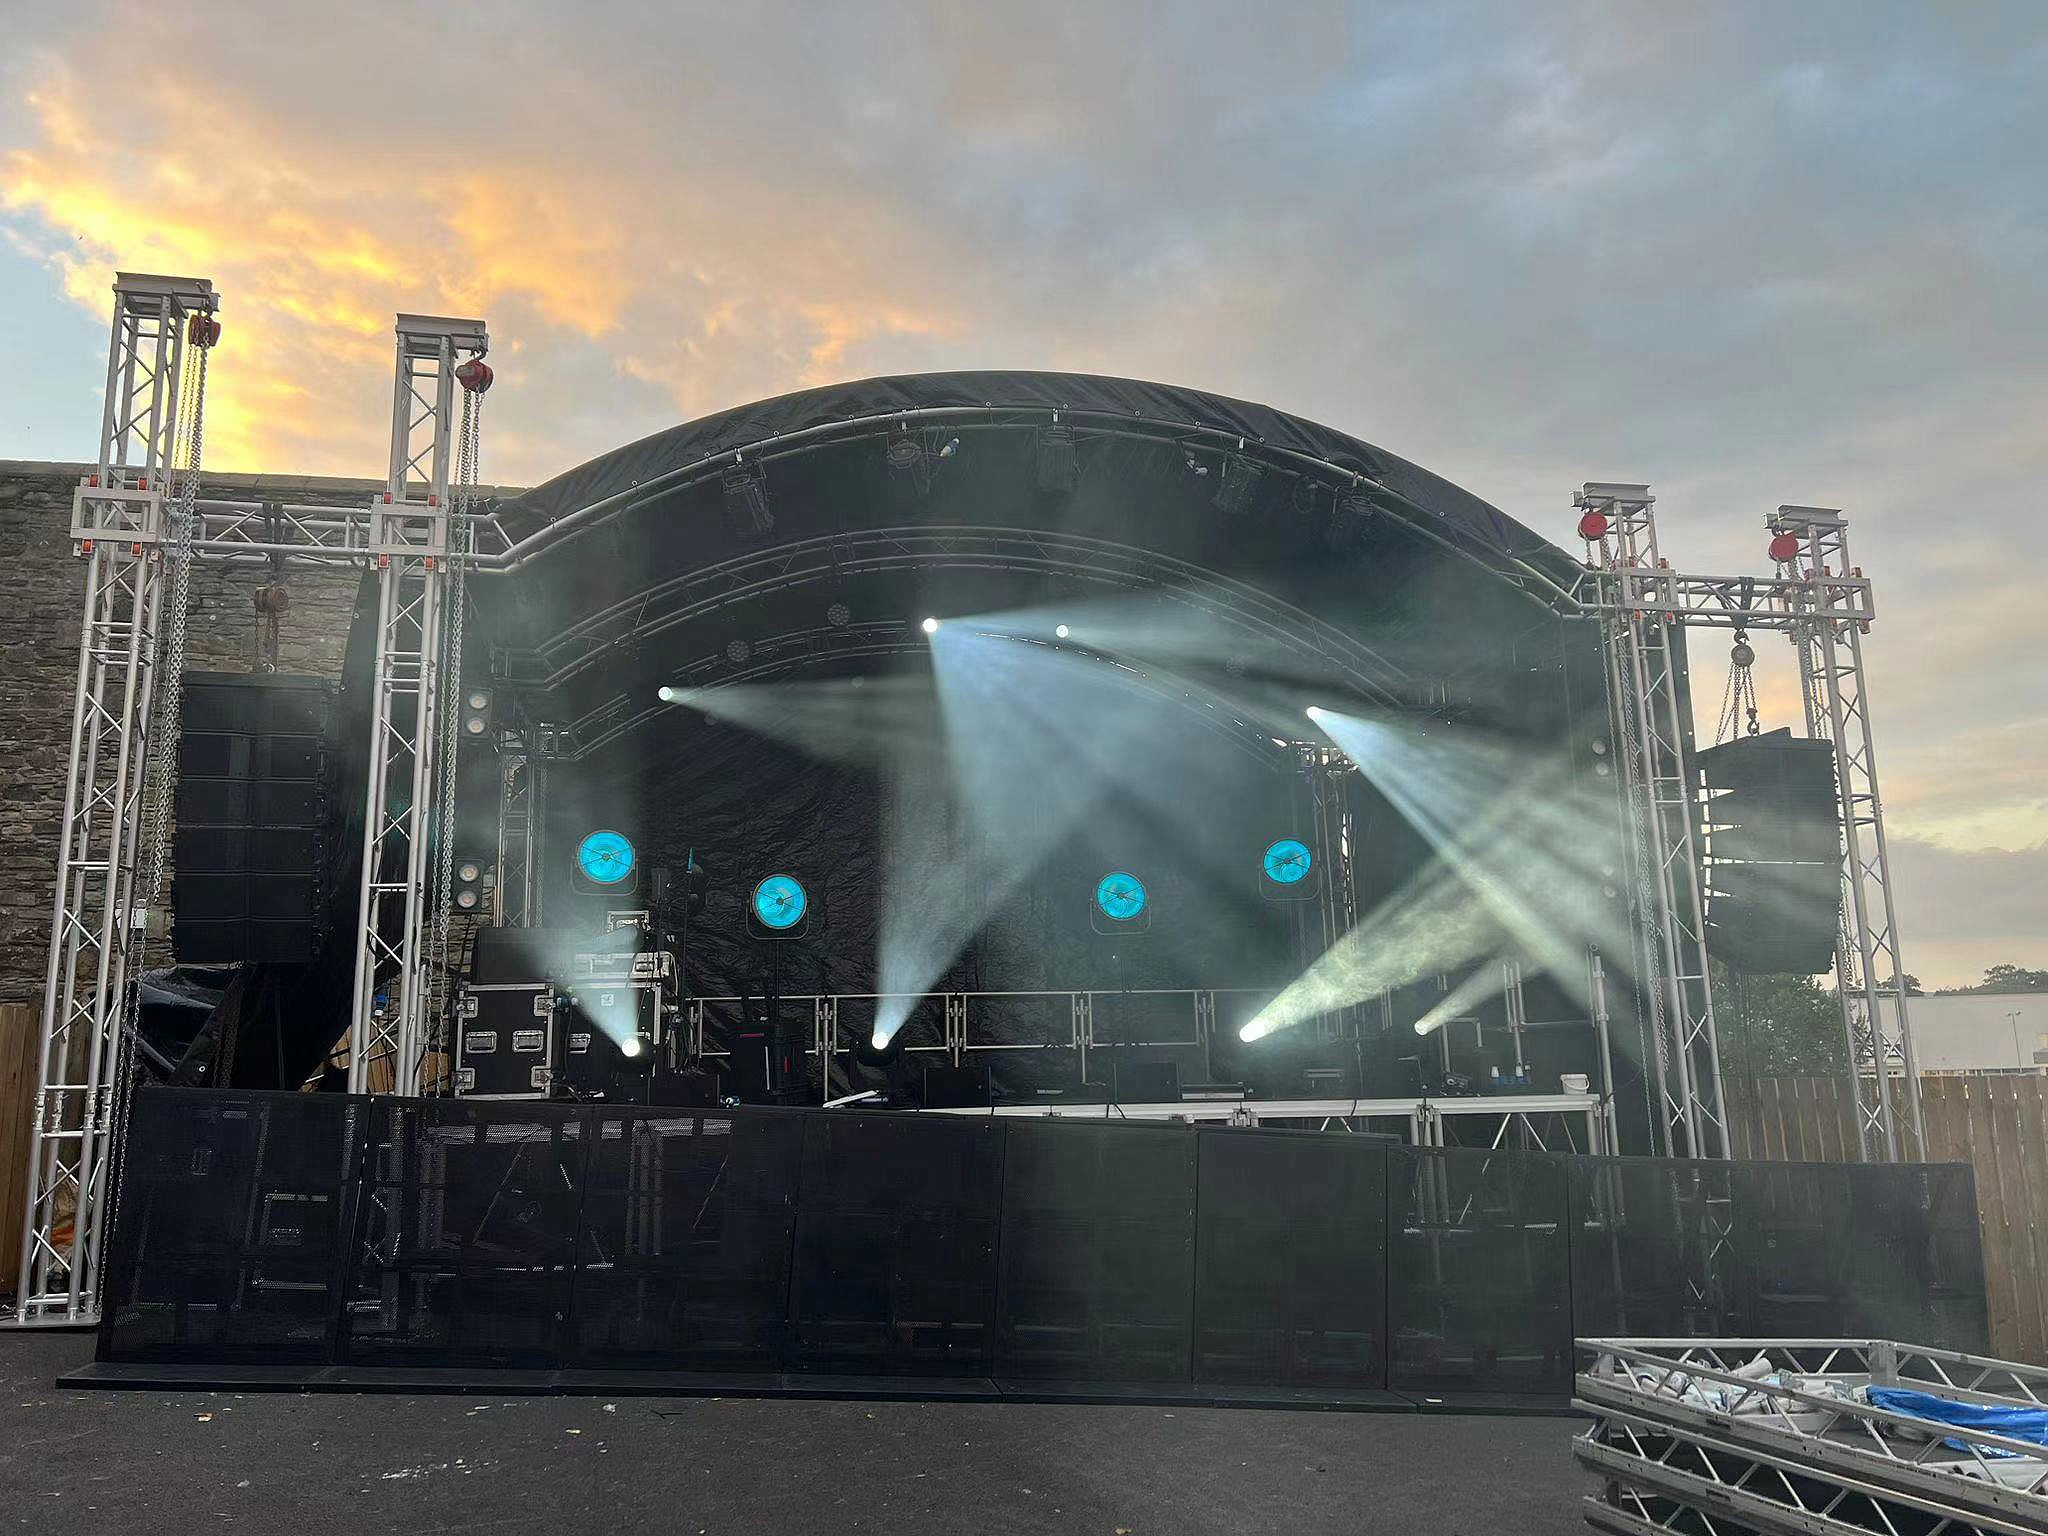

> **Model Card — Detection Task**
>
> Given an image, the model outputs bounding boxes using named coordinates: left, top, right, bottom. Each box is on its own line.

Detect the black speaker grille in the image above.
left=173, top=674, right=334, bottom=965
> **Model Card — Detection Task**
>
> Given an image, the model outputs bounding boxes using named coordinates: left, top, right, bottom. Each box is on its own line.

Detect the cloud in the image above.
left=1, top=0, right=2043, bottom=983
left=1889, top=837, right=2048, bottom=989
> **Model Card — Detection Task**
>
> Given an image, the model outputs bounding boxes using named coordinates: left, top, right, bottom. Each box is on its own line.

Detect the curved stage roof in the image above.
left=493, top=370, right=1579, bottom=599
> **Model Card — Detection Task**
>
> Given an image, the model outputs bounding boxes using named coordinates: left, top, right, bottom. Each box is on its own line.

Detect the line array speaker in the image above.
left=173, top=673, right=334, bottom=964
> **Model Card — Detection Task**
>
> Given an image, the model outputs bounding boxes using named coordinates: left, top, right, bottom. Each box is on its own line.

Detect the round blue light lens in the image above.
left=577, top=829, right=636, bottom=885
left=1095, top=871, right=1147, bottom=921
left=753, top=874, right=808, bottom=930
left=1263, top=838, right=1313, bottom=885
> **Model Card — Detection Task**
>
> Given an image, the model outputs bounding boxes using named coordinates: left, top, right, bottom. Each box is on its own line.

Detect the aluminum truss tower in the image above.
left=1579, top=484, right=1727, bottom=1161
left=13, top=287, right=489, bottom=1325
left=1574, top=483, right=1918, bottom=1161
left=346, top=315, right=490, bottom=1094
left=15, top=274, right=218, bottom=1322
left=1771, top=505, right=1922, bottom=1161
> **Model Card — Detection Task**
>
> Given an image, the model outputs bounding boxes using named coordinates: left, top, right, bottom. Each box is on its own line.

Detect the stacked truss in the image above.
left=1576, top=1337, right=2048, bottom=1536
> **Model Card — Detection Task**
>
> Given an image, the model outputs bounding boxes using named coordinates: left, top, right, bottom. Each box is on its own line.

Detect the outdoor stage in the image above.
left=17, top=281, right=1933, bottom=1399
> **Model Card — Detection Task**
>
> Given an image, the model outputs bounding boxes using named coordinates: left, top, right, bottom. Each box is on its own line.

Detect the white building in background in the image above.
left=1884, top=993, right=2048, bottom=1074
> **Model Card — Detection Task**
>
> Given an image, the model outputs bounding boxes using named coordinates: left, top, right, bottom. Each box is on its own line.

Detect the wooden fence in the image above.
left=0, top=1002, right=36, bottom=1298
left=1728, top=1074, right=2048, bottom=1364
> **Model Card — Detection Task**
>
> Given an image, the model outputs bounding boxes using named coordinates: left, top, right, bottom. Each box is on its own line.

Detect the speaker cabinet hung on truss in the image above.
left=173, top=673, right=334, bottom=965
left=1697, top=728, right=1843, bottom=976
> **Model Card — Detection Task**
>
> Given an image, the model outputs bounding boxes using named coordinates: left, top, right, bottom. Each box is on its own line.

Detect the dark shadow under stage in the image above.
left=85, top=1085, right=1988, bottom=1409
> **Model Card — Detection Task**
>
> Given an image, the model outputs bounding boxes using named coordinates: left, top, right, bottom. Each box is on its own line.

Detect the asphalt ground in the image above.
left=1, top=1330, right=1595, bottom=1534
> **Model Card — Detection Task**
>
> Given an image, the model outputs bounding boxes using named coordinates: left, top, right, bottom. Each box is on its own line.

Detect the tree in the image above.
left=1898, top=974, right=1924, bottom=996
left=1710, top=963, right=1848, bottom=1079
left=1976, top=963, right=2048, bottom=993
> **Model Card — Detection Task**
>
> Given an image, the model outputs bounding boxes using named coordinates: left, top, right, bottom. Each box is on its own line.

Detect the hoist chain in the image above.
left=427, top=377, right=484, bottom=1054
left=1714, top=628, right=1760, bottom=745
left=140, top=330, right=210, bottom=910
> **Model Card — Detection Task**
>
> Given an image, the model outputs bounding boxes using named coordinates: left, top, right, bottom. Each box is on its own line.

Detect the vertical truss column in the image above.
left=1771, top=505, right=1921, bottom=1161
left=1304, top=742, right=1360, bottom=1038
left=347, top=315, right=487, bottom=1094
left=16, top=273, right=217, bottom=1323
left=1579, top=483, right=1728, bottom=1159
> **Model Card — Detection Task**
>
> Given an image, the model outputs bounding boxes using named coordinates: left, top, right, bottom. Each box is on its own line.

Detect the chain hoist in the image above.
left=1714, top=628, right=1760, bottom=745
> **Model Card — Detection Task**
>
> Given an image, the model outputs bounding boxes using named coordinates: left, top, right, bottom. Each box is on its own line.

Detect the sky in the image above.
left=1, top=0, right=2042, bottom=989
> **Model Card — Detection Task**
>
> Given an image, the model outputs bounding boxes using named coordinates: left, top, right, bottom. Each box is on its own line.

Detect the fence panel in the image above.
left=90, top=1088, right=2007, bottom=1390
left=1192, top=1127, right=1385, bottom=1388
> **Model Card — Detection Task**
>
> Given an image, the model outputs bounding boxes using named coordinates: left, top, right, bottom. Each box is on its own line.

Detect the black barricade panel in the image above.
left=1388, top=1147, right=1572, bottom=1398
left=340, top=1100, right=587, bottom=1367
left=95, top=1088, right=1993, bottom=1404
left=995, top=1120, right=1196, bottom=1382
left=1730, top=1160, right=1856, bottom=1340
left=1193, top=1129, right=1386, bottom=1388
left=1842, top=1161, right=1989, bottom=1351
left=570, top=1109, right=803, bottom=1371
left=102, top=1087, right=364, bottom=1363
left=1568, top=1159, right=1744, bottom=1340
left=788, top=1113, right=1002, bottom=1376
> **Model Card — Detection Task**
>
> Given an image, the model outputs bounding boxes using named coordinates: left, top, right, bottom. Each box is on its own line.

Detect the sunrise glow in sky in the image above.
left=2, top=1, right=2042, bottom=987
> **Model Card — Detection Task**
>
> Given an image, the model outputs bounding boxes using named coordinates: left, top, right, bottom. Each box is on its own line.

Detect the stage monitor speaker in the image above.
left=1113, top=1057, right=1181, bottom=1104
left=1698, top=729, right=1842, bottom=975
left=173, top=674, right=333, bottom=965
left=922, top=1062, right=991, bottom=1109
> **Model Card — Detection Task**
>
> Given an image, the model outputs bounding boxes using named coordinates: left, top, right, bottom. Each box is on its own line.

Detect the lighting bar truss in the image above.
left=346, top=316, right=489, bottom=1095
left=1579, top=484, right=1727, bottom=1161
left=492, top=746, right=546, bottom=929
left=16, top=274, right=217, bottom=1324
left=1573, top=483, right=1918, bottom=1162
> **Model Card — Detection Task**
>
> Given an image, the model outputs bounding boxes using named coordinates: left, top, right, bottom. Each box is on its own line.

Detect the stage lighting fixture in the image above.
left=1213, top=453, right=1262, bottom=515
left=619, top=1035, right=644, bottom=1059
left=751, top=873, right=810, bottom=934
left=722, top=462, right=774, bottom=536
left=1094, top=871, right=1148, bottom=922
left=1035, top=424, right=1077, bottom=493
left=657, top=685, right=676, bottom=702
left=921, top=616, right=941, bottom=634
left=726, top=639, right=752, bottom=663
left=827, top=602, right=851, bottom=627
left=1325, top=489, right=1371, bottom=551
left=1055, top=623, right=1071, bottom=639
left=938, top=436, right=961, bottom=458
left=1261, top=838, right=1313, bottom=885
left=461, top=688, right=493, bottom=740
left=885, top=432, right=930, bottom=493
left=453, top=853, right=489, bottom=914
left=1304, top=705, right=1325, bottom=721
left=576, top=829, right=637, bottom=887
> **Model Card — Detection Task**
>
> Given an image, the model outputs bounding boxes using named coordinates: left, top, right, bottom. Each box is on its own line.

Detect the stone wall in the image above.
left=0, top=461, right=518, bottom=1003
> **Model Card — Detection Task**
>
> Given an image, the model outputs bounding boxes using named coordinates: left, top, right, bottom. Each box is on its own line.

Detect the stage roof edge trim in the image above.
left=489, top=370, right=1585, bottom=607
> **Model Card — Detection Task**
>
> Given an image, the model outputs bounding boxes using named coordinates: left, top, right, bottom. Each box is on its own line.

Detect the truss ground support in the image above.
left=1579, top=484, right=1727, bottom=1161
left=15, top=274, right=218, bottom=1325
left=345, top=315, right=488, bottom=1096
left=1771, top=505, right=1922, bottom=1162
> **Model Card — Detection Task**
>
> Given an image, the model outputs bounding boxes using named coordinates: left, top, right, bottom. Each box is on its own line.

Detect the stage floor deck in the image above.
left=3, top=1330, right=1593, bottom=1535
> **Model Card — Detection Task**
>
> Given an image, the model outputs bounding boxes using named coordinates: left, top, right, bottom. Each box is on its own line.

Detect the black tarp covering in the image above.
left=495, top=371, right=1575, bottom=586
left=100, top=1087, right=1989, bottom=1402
